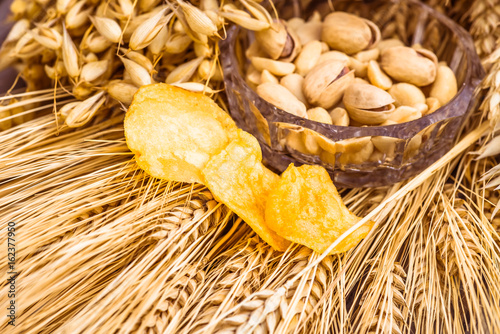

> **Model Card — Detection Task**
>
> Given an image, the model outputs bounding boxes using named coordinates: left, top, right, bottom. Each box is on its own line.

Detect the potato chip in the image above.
left=124, top=83, right=238, bottom=183
left=202, top=130, right=291, bottom=251
left=265, top=164, right=373, bottom=254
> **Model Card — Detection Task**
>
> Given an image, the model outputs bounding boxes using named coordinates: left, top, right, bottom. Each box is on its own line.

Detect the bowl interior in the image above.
left=220, top=0, right=483, bottom=187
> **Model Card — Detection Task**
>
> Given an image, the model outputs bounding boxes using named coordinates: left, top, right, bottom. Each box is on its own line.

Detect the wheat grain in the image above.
left=130, top=9, right=173, bottom=50
left=354, top=260, right=407, bottom=334
left=177, top=0, right=219, bottom=38
left=62, top=24, right=81, bottom=78
left=65, top=0, right=92, bottom=30
left=406, top=228, right=449, bottom=333
left=80, top=59, right=109, bottom=82
left=91, top=16, right=123, bottom=44
left=121, top=56, right=154, bottom=86
left=200, top=249, right=335, bottom=334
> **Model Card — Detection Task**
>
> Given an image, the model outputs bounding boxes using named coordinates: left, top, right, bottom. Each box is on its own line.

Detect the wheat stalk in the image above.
left=0, top=108, right=241, bottom=333
left=405, top=225, right=448, bottom=333
left=175, top=232, right=272, bottom=333
left=206, top=250, right=335, bottom=334
left=466, top=0, right=500, bottom=58
left=356, top=260, right=407, bottom=334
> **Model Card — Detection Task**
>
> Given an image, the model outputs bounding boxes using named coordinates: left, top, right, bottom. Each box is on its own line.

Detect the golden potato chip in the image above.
left=124, top=83, right=238, bottom=183
left=202, top=130, right=290, bottom=251
left=265, top=164, right=373, bottom=254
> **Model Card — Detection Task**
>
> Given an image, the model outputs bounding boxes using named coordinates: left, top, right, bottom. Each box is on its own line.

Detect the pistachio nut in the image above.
left=317, top=50, right=350, bottom=65
left=303, top=60, right=355, bottom=109
left=386, top=106, right=422, bottom=123
left=308, top=11, right=322, bottom=23
left=404, top=134, right=422, bottom=159
left=380, top=120, right=398, bottom=126
left=388, top=83, right=426, bottom=107
left=320, top=150, right=336, bottom=166
left=414, top=103, right=429, bottom=116
left=348, top=57, right=368, bottom=77
left=307, top=107, right=333, bottom=124
left=286, top=129, right=310, bottom=155
left=257, top=82, right=307, bottom=118
left=295, top=40, right=323, bottom=76
left=429, top=64, right=457, bottom=105
left=285, top=127, right=319, bottom=155
left=337, top=137, right=374, bottom=165
left=425, top=97, right=441, bottom=115
left=316, top=135, right=337, bottom=154
left=370, top=150, right=386, bottom=162
left=330, top=107, right=350, bottom=126
left=251, top=56, right=296, bottom=76
left=246, top=64, right=261, bottom=88
left=367, top=60, right=392, bottom=90
left=336, top=136, right=372, bottom=153
left=343, top=83, right=396, bottom=125
left=377, top=38, right=404, bottom=53
left=287, top=17, right=305, bottom=32
left=322, top=12, right=381, bottom=55
left=280, top=73, right=308, bottom=105
left=354, top=48, right=380, bottom=63
left=295, top=20, right=322, bottom=46
left=245, top=40, right=266, bottom=59
left=261, top=69, right=279, bottom=84
left=372, top=136, right=398, bottom=156
left=255, top=20, right=301, bottom=61
left=302, top=129, right=322, bottom=155
left=353, top=77, right=370, bottom=85
left=320, top=42, right=329, bottom=53
left=380, top=46, right=437, bottom=86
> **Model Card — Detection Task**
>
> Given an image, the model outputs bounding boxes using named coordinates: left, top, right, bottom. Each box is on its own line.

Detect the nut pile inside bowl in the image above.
left=245, top=11, right=458, bottom=127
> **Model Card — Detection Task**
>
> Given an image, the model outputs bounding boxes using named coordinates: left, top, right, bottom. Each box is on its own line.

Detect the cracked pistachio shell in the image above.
left=321, top=12, right=381, bottom=55
left=380, top=46, right=437, bottom=86
left=303, top=60, right=355, bottom=109
left=343, top=83, right=396, bottom=125
left=255, top=20, right=301, bottom=61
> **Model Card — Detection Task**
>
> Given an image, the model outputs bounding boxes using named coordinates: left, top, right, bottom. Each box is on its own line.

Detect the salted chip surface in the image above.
left=124, top=83, right=238, bottom=184
left=265, top=164, right=373, bottom=254
left=202, top=130, right=290, bottom=251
